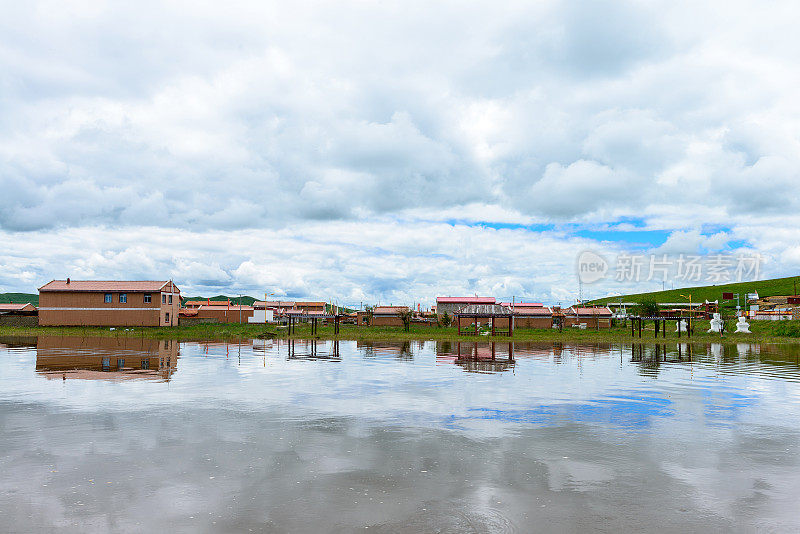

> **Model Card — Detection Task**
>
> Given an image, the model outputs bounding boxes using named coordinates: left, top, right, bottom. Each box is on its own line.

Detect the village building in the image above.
left=0, top=303, right=37, bottom=313
left=38, top=280, right=181, bottom=327
left=435, top=297, right=496, bottom=318
left=500, top=302, right=554, bottom=329
left=194, top=302, right=255, bottom=324
left=356, top=306, right=410, bottom=327
left=254, top=301, right=327, bottom=317
left=564, top=306, right=613, bottom=329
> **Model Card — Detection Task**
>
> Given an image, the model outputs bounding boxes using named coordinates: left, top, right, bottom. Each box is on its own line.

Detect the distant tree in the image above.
left=365, top=305, right=374, bottom=326
left=398, top=309, right=413, bottom=332
left=634, top=299, right=661, bottom=317
left=439, top=312, right=451, bottom=327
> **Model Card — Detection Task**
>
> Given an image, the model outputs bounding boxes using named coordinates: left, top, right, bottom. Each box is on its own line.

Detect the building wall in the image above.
left=514, top=316, right=553, bottom=329
left=456, top=316, right=511, bottom=329
left=437, top=302, right=468, bottom=317
left=0, top=316, right=38, bottom=327
left=39, top=291, right=160, bottom=326
left=563, top=316, right=612, bottom=329
left=371, top=315, right=405, bottom=327
left=195, top=306, right=254, bottom=324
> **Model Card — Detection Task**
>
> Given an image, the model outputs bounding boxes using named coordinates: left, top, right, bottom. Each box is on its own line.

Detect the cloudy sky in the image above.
left=2, top=0, right=799, bottom=306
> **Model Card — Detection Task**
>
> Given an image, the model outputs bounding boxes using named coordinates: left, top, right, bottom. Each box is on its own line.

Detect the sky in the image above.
left=1, top=0, right=800, bottom=307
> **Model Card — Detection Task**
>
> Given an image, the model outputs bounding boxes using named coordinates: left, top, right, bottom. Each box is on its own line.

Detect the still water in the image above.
left=2, top=336, right=800, bottom=533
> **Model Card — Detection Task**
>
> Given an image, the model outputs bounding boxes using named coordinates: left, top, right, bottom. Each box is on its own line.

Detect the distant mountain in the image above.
left=0, top=293, right=39, bottom=306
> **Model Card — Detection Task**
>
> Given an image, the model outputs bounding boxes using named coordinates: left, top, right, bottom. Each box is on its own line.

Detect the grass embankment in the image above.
left=2, top=321, right=800, bottom=344
left=590, top=276, right=800, bottom=307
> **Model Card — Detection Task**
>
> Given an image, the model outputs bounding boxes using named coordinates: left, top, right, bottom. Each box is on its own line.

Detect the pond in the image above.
left=1, top=336, right=800, bottom=532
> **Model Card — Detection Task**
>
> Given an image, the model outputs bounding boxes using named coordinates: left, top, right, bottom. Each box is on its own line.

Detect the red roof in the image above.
left=513, top=306, right=552, bottom=316
left=436, top=297, right=496, bottom=304
left=39, top=280, right=178, bottom=293
left=186, top=300, right=231, bottom=307
left=568, top=307, right=612, bottom=316
left=500, top=302, right=543, bottom=307
left=373, top=306, right=410, bottom=314
left=0, top=303, right=36, bottom=311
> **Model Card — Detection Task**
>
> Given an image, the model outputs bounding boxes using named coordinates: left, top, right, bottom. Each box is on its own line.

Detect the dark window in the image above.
left=104, top=293, right=112, bottom=303
left=141, top=359, right=149, bottom=370
left=165, top=312, right=170, bottom=324
left=162, top=294, right=166, bottom=304
left=117, top=358, right=125, bottom=370
left=144, top=293, right=152, bottom=303
left=101, top=357, right=110, bottom=371
left=168, top=295, right=173, bottom=304
left=119, top=293, right=127, bottom=303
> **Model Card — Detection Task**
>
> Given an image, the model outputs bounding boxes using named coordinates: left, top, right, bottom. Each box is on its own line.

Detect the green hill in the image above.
left=0, top=293, right=39, bottom=306
left=590, top=276, right=800, bottom=306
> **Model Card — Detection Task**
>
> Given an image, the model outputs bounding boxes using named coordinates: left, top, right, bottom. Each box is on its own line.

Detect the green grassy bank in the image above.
left=590, top=275, right=800, bottom=307
left=2, top=320, right=800, bottom=344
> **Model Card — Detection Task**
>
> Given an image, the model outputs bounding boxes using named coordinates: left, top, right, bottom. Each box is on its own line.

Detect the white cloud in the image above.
left=1, top=0, right=799, bottom=299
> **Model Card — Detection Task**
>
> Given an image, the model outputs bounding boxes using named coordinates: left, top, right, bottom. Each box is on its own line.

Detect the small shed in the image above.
left=454, top=304, right=514, bottom=336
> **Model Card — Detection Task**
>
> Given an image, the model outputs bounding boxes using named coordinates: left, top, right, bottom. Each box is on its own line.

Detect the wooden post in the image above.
left=638, top=318, right=642, bottom=338
left=654, top=319, right=658, bottom=339
left=457, top=315, right=461, bottom=336
left=491, top=316, right=495, bottom=337
left=474, top=317, right=478, bottom=336
left=335, top=315, right=340, bottom=336
left=663, top=319, right=666, bottom=338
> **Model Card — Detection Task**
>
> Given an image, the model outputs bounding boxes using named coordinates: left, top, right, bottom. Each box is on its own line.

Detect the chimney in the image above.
left=66, top=277, right=70, bottom=284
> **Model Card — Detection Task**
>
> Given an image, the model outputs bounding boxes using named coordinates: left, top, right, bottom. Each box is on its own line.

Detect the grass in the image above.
left=2, top=320, right=800, bottom=344
left=589, top=275, right=800, bottom=308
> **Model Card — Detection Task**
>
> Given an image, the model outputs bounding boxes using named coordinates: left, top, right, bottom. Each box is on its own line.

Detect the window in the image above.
left=162, top=294, right=166, bottom=304
left=168, top=294, right=173, bottom=304
left=119, top=293, right=127, bottom=303
left=141, top=359, right=149, bottom=370
left=117, top=358, right=125, bottom=370
left=144, top=293, right=152, bottom=303
left=104, top=293, right=112, bottom=303
left=165, top=312, right=170, bottom=324
left=101, top=357, right=110, bottom=371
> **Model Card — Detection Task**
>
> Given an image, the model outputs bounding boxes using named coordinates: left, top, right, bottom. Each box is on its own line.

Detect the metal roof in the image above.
left=39, top=280, right=177, bottom=293
left=455, top=304, right=512, bottom=316
left=437, top=297, right=496, bottom=304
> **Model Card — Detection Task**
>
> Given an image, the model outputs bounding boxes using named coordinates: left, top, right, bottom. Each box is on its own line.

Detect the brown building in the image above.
left=499, top=302, right=554, bottom=329
left=359, top=306, right=410, bottom=327
left=195, top=303, right=254, bottom=323
left=254, top=300, right=327, bottom=318
left=38, top=280, right=181, bottom=327
left=564, top=306, right=613, bottom=329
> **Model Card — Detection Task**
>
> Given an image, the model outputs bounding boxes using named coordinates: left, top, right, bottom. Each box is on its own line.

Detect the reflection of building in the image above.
left=436, top=341, right=515, bottom=373
left=35, top=336, right=179, bottom=380
left=356, top=340, right=415, bottom=358
left=38, top=280, right=181, bottom=327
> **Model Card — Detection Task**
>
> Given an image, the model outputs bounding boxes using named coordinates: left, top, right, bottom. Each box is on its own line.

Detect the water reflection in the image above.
left=1, top=336, right=800, bottom=532
left=437, top=341, right=515, bottom=373
left=35, top=335, right=178, bottom=381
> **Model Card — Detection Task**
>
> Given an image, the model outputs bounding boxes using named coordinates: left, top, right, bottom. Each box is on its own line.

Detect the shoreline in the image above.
left=2, top=322, right=799, bottom=344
